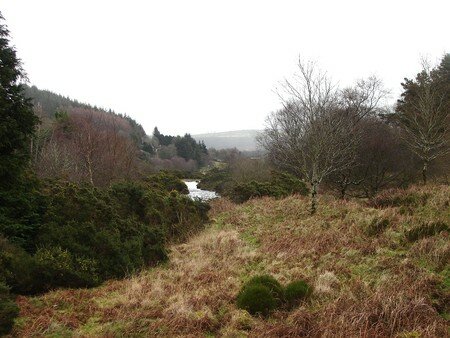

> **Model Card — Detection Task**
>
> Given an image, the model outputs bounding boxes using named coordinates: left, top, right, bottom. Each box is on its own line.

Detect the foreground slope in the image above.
left=11, top=185, right=449, bottom=337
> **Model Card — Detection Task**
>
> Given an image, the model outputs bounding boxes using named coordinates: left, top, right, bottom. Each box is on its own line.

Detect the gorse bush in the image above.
left=285, top=280, right=312, bottom=306
left=197, top=167, right=233, bottom=194
left=144, top=171, right=189, bottom=194
left=0, top=282, right=19, bottom=336
left=199, top=168, right=308, bottom=203
left=230, top=172, right=308, bottom=203
left=0, top=177, right=209, bottom=295
left=236, top=275, right=312, bottom=316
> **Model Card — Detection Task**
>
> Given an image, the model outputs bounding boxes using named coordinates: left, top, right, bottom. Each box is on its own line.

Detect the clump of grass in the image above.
left=285, top=280, right=312, bottom=306
left=365, top=217, right=390, bottom=236
left=236, top=284, right=277, bottom=316
left=406, top=221, right=448, bottom=242
left=244, top=275, right=285, bottom=305
left=236, top=275, right=312, bottom=316
left=368, top=189, right=429, bottom=209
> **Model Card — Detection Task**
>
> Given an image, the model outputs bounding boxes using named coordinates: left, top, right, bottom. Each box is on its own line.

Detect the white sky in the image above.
left=2, top=0, right=449, bottom=135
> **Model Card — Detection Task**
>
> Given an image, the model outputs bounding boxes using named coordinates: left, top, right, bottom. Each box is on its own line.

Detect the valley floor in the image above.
left=11, top=185, right=450, bottom=337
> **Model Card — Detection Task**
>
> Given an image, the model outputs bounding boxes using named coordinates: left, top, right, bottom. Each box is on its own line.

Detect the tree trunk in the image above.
left=310, top=181, right=318, bottom=215
left=422, top=160, right=428, bottom=185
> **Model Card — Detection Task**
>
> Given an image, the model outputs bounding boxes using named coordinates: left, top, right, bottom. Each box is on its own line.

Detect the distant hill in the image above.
left=193, top=129, right=262, bottom=151
left=24, top=85, right=147, bottom=144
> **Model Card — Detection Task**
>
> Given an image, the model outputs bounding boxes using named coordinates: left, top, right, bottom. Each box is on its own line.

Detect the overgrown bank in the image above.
left=9, top=184, right=449, bottom=337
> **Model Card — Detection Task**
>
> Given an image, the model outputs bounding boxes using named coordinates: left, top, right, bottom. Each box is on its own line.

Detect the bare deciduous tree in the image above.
left=259, top=59, right=386, bottom=213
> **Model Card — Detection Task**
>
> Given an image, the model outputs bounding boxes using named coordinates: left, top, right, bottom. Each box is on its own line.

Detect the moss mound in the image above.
left=285, top=280, right=312, bottom=305
left=245, top=275, right=285, bottom=304
left=236, top=284, right=277, bottom=316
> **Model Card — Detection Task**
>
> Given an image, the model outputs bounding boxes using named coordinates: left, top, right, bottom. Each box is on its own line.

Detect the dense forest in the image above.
left=1, top=9, right=449, bottom=336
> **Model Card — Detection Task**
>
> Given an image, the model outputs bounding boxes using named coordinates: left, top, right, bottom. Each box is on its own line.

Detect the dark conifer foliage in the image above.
left=0, top=13, right=38, bottom=185
left=395, top=54, right=449, bottom=184
left=153, top=127, right=209, bottom=165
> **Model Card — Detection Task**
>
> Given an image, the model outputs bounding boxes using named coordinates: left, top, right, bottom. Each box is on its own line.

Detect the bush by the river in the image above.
left=199, top=169, right=308, bottom=203
left=0, top=177, right=209, bottom=295
left=230, top=171, right=308, bottom=203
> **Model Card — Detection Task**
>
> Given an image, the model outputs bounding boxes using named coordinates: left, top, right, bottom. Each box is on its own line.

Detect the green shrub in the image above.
left=406, top=221, right=449, bottom=242
left=270, top=171, right=309, bottom=196
left=0, top=174, right=45, bottom=253
left=285, top=280, right=312, bottom=305
left=229, top=172, right=308, bottom=203
left=0, top=282, right=19, bottom=336
left=145, top=171, right=189, bottom=194
left=0, top=237, right=35, bottom=294
left=0, top=178, right=209, bottom=295
left=245, top=275, right=285, bottom=304
left=32, top=246, right=100, bottom=291
left=197, top=167, right=233, bottom=194
left=236, top=284, right=277, bottom=316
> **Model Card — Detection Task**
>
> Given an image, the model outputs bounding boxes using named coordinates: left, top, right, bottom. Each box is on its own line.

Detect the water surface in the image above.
left=184, top=180, right=218, bottom=201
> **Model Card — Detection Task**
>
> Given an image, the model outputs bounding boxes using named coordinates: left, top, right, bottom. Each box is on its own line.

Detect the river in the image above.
left=184, top=180, right=219, bottom=201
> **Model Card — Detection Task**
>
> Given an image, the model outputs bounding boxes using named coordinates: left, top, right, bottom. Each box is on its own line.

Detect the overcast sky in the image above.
left=2, top=0, right=449, bottom=135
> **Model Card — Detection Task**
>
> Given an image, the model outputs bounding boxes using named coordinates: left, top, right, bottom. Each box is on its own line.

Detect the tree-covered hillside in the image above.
left=24, top=85, right=147, bottom=145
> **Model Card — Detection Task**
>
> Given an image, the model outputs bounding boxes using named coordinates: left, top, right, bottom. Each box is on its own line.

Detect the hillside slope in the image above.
left=11, top=185, right=449, bottom=337
left=25, top=85, right=147, bottom=143
left=193, top=130, right=261, bottom=151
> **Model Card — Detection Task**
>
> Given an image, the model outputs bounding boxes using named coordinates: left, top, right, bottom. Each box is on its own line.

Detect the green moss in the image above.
left=236, top=284, right=276, bottom=316
left=245, top=275, right=284, bottom=304
left=284, top=280, right=312, bottom=305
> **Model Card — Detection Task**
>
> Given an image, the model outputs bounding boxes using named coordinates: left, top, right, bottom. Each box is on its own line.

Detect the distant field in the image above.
left=193, top=129, right=262, bottom=151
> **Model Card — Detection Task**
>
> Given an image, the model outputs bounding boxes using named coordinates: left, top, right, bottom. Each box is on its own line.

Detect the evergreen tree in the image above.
left=395, top=54, right=449, bottom=184
left=0, top=13, right=37, bottom=185
left=0, top=13, right=42, bottom=252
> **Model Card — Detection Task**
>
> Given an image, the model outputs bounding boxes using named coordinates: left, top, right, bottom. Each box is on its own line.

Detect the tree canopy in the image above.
left=0, top=13, right=37, bottom=185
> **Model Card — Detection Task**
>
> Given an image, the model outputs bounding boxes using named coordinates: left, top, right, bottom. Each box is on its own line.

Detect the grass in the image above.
left=9, top=185, right=450, bottom=337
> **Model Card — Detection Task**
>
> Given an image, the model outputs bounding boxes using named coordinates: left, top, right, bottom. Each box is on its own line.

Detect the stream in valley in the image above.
left=184, top=180, right=218, bottom=201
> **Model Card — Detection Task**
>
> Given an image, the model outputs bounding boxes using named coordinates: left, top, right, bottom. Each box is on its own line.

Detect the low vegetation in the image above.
left=1, top=174, right=209, bottom=296
left=0, top=282, right=18, bottom=336
left=8, top=184, right=449, bottom=337
left=236, top=274, right=312, bottom=316
left=200, top=167, right=308, bottom=203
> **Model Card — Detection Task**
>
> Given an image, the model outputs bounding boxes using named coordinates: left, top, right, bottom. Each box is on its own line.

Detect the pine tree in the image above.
left=395, top=54, right=449, bottom=184
left=0, top=12, right=38, bottom=186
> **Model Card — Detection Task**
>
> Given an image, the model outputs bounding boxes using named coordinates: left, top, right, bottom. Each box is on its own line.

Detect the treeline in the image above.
left=146, top=127, right=209, bottom=172
left=199, top=56, right=449, bottom=211
left=26, top=86, right=212, bottom=181
left=0, top=14, right=209, bottom=334
left=260, top=56, right=449, bottom=213
left=26, top=85, right=147, bottom=144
